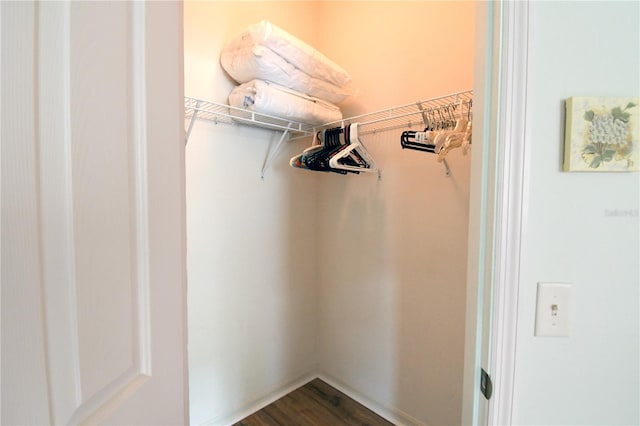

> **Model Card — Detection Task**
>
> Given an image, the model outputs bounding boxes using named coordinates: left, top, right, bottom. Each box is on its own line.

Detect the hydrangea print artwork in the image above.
left=564, top=97, right=639, bottom=172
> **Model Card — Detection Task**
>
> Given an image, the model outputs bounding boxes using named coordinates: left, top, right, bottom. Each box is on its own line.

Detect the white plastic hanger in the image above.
left=329, top=123, right=379, bottom=173
left=437, top=102, right=470, bottom=162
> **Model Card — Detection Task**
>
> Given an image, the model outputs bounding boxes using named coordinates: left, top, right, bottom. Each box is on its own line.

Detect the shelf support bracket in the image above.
left=185, top=100, right=202, bottom=145
left=417, top=101, right=429, bottom=129
left=442, top=158, right=451, bottom=177
left=260, top=126, right=291, bottom=180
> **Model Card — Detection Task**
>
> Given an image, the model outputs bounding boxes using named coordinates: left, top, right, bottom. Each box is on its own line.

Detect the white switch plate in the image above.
left=535, top=282, right=573, bottom=337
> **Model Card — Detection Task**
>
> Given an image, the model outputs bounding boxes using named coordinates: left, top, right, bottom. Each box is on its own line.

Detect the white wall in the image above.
left=186, top=123, right=320, bottom=425
left=184, top=2, right=475, bottom=425
left=513, top=2, right=639, bottom=424
left=184, top=3, right=321, bottom=425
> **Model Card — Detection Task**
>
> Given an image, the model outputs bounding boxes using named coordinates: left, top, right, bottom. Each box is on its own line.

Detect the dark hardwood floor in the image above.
left=233, top=378, right=395, bottom=426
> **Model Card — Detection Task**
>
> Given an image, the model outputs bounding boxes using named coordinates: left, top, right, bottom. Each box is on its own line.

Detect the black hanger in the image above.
left=401, top=128, right=437, bottom=153
left=304, top=128, right=349, bottom=174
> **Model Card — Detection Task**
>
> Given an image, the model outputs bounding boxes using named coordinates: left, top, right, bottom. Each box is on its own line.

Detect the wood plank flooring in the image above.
left=233, top=378, right=395, bottom=426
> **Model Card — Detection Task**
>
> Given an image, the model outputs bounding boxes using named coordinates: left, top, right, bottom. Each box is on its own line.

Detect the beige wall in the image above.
left=184, top=2, right=474, bottom=425
left=184, top=2, right=322, bottom=102
left=317, top=1, right=474, bottom=113
left=313, top=4, right=474, bottom=424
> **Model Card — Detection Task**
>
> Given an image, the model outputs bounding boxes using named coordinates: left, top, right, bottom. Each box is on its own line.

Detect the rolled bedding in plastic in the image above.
left=221, top=43, right=354, bottom=104
left=228, top=80, right=342, bottom=126
left=248, top=20, right=350, bottom=86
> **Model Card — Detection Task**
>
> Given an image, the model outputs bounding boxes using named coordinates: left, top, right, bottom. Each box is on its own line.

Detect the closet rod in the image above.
left=184, top=90, right=472, bottom=176
left=330, top=90, right=471, bottom=128
left=291, top=89, right=473, bottom=140
left=185, top=91, right=472, bottom=143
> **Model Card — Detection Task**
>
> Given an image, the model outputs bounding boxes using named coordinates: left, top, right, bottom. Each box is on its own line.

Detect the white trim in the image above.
left=59, top=1, right=83, bottom=408
left=202, top=371, right=319, bottom=426
left=462, top=2, right=530, bottom=425
left=68, top=367, right=148, bottom=425
left=201, top=371, right=427, bottom=426
left=487, top=1, right=530, bottom=425
left=318, top=373, right=426, bottom=426
left=36, top=1, right=82, bottom=422
left=461, top=1, right=501, bottom=423
left=131, top=0, right=152, bottom=378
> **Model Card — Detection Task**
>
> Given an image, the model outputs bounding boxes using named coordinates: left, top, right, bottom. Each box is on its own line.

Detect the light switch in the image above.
left=535, top=282, right=573, bottom=337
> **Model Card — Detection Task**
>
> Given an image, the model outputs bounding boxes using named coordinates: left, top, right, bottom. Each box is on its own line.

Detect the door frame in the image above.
left=462, top=1, right=530, bottom=424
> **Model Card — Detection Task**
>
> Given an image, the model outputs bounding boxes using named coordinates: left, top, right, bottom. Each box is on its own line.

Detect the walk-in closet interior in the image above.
left=184, top=2, right=475, bottom=425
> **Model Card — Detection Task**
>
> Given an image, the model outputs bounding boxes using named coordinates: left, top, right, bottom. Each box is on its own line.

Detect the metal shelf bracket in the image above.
left=260, top=127, right=291, bottom=180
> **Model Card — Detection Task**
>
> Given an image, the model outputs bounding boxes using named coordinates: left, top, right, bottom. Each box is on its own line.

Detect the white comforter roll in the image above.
left=221, top=43, right=354, bottom=104
left=228, top=80, right=342, bottom=126
left=244, top=20, right=351, bottom=88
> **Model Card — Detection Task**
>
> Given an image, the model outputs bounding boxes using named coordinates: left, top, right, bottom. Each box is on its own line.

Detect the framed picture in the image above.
left=564, top=96, right=639, bottom=172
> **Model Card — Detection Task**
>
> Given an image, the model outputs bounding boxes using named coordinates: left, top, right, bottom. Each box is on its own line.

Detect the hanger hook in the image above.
left=438, top=108, right=446, bottom=129
left=448, top=104, right=456, bottom=128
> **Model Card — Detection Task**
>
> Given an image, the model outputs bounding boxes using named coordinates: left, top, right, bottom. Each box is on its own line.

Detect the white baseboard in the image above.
left=201, top=370, right=319, bottom=426
left=200, top=371, right=427, bottom=426
left=317, top=373, right=427, bottom=426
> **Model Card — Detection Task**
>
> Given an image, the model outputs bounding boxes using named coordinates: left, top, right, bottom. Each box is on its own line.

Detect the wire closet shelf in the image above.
left=300, top=89, right=473, bottom=139
left=184, top=97, right=314, bottom=144
left=184, top=89, right=472, bottom=143
left=184, top=90, right=472, bottom=178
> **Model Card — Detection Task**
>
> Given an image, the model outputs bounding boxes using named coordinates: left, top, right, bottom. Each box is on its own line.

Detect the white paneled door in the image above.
left=1, top=1, right=188, bottom=424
